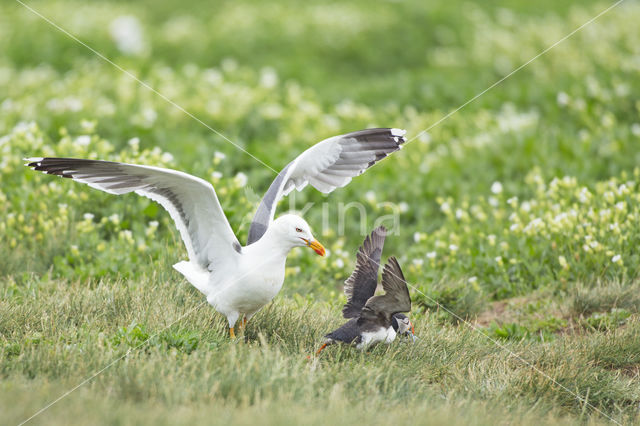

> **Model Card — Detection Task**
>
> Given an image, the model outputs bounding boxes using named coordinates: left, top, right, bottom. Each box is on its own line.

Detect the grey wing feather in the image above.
left=247, top=162, right=293, bottom=245
left=358, top=257, right=411, bottom=327
left=247, top=128, right=405, bottom=244
left=325, top=318, right=360, bottom=344
left=342, top=226, right=387, bottom=318
left=25, top=157, right=240, bottom=271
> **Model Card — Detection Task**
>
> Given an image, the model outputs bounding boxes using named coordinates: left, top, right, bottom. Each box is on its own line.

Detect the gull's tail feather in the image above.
left=173, top=261, right=210, bottom=296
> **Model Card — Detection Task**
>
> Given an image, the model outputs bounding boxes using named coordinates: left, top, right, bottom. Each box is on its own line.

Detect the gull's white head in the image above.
left=271, top=214, right=326, bottom=256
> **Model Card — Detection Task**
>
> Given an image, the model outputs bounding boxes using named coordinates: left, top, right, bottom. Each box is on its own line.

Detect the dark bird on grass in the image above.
left=316, top=226, right=414, bottom=354
left=25, top=128, right=406, bottom=339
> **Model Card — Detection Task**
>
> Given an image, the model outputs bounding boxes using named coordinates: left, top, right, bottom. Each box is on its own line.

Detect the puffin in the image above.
left=25, top=128, right=406, bottom=338
left=316, top=226, right=414, bottom=354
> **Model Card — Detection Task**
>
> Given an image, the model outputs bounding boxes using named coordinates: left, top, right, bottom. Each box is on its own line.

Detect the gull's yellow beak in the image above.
left=307, top=239, right=326, bottom=256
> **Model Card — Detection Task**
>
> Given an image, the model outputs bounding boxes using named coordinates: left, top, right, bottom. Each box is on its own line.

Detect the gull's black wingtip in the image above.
left=24, top=157, right=43, bottom=167
left=390, top=128, right=407, bottom=146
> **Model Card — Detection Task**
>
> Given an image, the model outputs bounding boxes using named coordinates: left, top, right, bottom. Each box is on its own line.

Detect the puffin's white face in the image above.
left=272, top=214, right=326, bottom=256
left=394, top=315, right=415, bottom=336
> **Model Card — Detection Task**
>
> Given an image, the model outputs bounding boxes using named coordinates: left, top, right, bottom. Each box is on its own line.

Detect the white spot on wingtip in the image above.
left=24, top=157, right=43, bottom=164
left=391, top=128, right=407, bottom=137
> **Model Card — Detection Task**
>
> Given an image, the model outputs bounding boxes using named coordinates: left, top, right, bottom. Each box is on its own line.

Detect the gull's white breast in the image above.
left=207, top=252, right=286, bottom=316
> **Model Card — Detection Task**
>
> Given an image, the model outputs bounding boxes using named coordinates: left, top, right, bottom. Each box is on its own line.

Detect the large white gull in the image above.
left=26, top=128, right=406, bottom=338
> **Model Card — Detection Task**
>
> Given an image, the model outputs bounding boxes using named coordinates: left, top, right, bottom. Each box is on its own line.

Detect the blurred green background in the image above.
left=2, top=0, right=640, bottom=297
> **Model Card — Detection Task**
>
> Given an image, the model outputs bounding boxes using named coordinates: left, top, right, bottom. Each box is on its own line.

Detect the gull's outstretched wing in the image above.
left=25, top=158, right=241, bottom=271
left=247, top=128, right=405, bottom=244
left=342, top=226, right=387, bottom=319
left=357, top=257, right=411, bottom=327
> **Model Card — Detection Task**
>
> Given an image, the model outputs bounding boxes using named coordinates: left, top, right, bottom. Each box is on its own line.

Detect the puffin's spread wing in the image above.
left=342, top=226, right=387, bottom=319
left=26, top=158, right=241, bottom=270
left=358, top=257, right=411, bottom=326
left=247, top=128, right=406, bottom=244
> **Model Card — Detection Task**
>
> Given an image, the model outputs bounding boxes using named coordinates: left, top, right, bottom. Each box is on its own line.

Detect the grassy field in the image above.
left=2, top=0, right=640, bottom=424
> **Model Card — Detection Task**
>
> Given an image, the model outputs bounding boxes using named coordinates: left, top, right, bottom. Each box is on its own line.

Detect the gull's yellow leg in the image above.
left=229, top=327, right=236, bottom=339
left=238, top=316, right=247, bottom=331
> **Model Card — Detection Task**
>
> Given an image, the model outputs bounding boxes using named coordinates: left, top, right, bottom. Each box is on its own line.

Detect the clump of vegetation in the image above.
left=488, top=316, right=568, bottom=342
left=584, top=308, right=632, bottom=331
left=413, top=278, right=486, bottom=323
left=572, top=280, right=640, bottom=316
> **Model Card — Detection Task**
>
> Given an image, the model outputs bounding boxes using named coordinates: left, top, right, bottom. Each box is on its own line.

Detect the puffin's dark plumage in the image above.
left=317, top=227, right=414, bottom=354
left=342, top=226, right=386, bottom=318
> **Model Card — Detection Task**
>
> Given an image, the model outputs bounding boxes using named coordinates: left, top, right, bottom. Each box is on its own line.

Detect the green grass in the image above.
left=2, top=0, right=640, bottom=424
left=2, top=275, right=640, bottom=425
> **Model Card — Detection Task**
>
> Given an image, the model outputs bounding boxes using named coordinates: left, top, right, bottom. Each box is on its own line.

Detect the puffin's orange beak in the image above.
left=307, top=239, right=326, bottom=256
left=410, top=322, right=415, bottom=336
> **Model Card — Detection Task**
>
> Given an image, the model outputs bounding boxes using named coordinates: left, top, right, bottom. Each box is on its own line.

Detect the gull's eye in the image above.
left=295, top=227, right=303, bottom=233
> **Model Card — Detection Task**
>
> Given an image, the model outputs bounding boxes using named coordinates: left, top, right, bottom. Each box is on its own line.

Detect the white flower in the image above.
left=334, top=258, right=345, bottom=268
left=426, top=251, right=436, bottom=259
left=221, top=58, right=238, bottom=73
left=612, top=254, right=622, bottom=264
left=234, top=172, right=248, bottom=187
left=110, top=15, right=146, bottom=55
left=214, top=151, right=226, bottom=161
left=83, top=213, right=95, bottom=221
left=412, top=259, right=424, bottom=267
left=109, top=213, right=120, bottom=225
left=418, top=132, right=431, bottom=144
left=609, top=222, right=620, bottom=234
left=398, top=202, right=409, bottom=213
left=556, top=92, right=570, bottom=106
left=603, top=191, right=615, bottom=204
left=161, top=152, right=174, bottom=163
left=618, top=183, right=628, bottom=195
left=413, top=232, right=422, bottom=243
left=75, top=135, right=91, bottom=147
left=578, top=187, right=591, bottom=203
left=491, top=181, right=503, bottom=194
left=142, top=108, right=157, bottom=125
left=365, top=191, right=376, bottom=203
left=259, top=67, right=278, bottom=89
left=468, top=276, right=478, bottom=284
left=449, top=244, right=458, bottom=252
left=146, top=221, right=159, bottom=236
left=558, top=256, right=568, bottom=269
left=128, top=137, right=140, bottom=150
left=488, top=197, right=499, bottom=207
left=120, top=229, right=134, bottom=243
left=495, top=256, right=503, bottom=265
left=211, top=171, right=223, bottom=180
